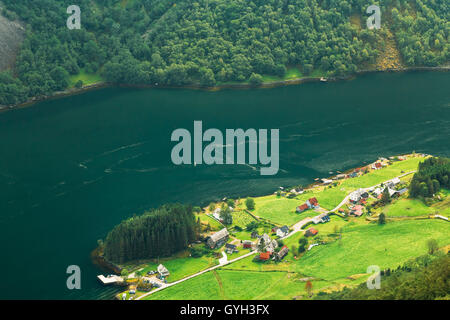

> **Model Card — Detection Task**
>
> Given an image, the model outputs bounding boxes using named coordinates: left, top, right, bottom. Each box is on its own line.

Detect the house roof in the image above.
left=259, top=252, right=271, bottom=260
left=280, top=226, right=289, bottom=233
left=297, top=203, right=309, bottom=211
left=209, top=228, right=229, bottom=242
left=308, top=197, right=318, bottom=205
left=306, top=228, right=318, bottom=235
left=225, top=243, right=236, bottom=249
left=375, top=162, right=382, bottom=168
left=157, top=264, right=169, bottom=274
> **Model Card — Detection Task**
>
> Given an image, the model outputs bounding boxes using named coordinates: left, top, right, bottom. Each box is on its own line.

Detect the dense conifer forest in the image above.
left=103, top=204, right=199, bottom=264
left=409, top=157, right=450, bottom=198
left=0, top=0, right=448, bottom=105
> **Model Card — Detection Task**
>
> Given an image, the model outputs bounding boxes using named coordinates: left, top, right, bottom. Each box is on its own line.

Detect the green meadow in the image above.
left=135, top=254, right=218, bottom=283
left=292, top=219, right=450, bottom=281
left=145, top=218, right=449, bottom=300
left=250, top=157, right=423, bottom=225
left=136, top=156, right=450, bottom=300
left=69, top=69, right=104, bottom=87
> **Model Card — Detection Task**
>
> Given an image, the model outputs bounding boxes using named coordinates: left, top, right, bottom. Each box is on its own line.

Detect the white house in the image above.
left=276, top=226, right=289, bottom=237
left=157, top=264, right=170, bottom=277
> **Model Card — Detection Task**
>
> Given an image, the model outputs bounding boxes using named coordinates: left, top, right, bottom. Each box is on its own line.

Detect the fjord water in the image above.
left=0, top=71, right=449, bottom=299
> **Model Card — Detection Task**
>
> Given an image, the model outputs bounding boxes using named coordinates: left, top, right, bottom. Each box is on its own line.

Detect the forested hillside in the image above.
left=103, top=204, right=199, bottom=264
left=315, top=253, right=450, bottom=300
left=0, top=0, right=448, bottom=105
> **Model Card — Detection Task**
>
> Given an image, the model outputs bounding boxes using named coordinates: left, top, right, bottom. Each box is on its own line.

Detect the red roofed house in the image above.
left=373, top=162, right=382, bottom=170
left=306, top=197, right=319, bottom=208
left=259, top=252, right=271, bottom=261
left=351, top=205, right=364, bottom=217
left=243, top=240, right=253, bottom=249
left=305, top=228, right=318, bottom=237
left=296, top=203, right=309, bottom=213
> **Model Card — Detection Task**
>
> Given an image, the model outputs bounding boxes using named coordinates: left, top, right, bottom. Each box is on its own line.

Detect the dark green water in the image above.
left=0, top=71, right=449, bottom=299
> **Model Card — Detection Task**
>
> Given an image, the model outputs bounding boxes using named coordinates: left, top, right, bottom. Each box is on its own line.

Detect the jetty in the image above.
left=97, top=274, right=123, bottom=285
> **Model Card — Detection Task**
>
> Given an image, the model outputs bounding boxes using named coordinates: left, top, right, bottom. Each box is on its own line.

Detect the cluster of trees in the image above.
left=315, top=251, right=449, bottom=300
left=409, top=157, right=450, bottom=198
left=0, top=0, right=448, bottom=106
left=219, top=203, right=233, bottom=225
left=103, top=204, right=199, bottom=263
left=390, top=0, right=449, bottom=66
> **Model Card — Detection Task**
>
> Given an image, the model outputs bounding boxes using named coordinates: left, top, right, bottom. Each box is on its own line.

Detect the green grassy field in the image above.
left=196, top=213, right=224, bottom=231
left=292, top=219, right=450, bottom=281
left=252, top=195, right=302, bottom=225
left=69, top=69, right=104, bottom=87
left=145, top=269, right=334, bottom=300
left=384, top=198, right=435, bottom=217
left=144, top=218, right=449, bottom=300
left=251, top=157, right=423, bottom=225
left=134, top=156, right=450, bottom=300
left=139, top=255, right=218, bottom=283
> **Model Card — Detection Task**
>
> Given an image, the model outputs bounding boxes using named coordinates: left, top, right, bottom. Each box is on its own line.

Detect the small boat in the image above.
left=320, top=77, right=327, bottom=82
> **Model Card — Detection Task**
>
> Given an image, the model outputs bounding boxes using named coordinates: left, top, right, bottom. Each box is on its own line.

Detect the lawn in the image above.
left=146, top=269, right=333, bottom=300
left=384, top=198, right=434, bottom=217
left=340, top=157, right=423, bottom=190
left=139, top=255, right=218, bottom=283
left=145, top=271, right=221, bottom=300
left=69, top=69, right=104, bottom=87
left=293, top=219, right=450, bottom=281
left=196, top=213, right=223, bottom=231
left=248, top=157, right=424, bottom=224
left=252, top=195, right=302, bottom=225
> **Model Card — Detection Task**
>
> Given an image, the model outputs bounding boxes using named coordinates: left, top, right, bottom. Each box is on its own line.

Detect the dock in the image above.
left=97, top=274, right=123, bottom=285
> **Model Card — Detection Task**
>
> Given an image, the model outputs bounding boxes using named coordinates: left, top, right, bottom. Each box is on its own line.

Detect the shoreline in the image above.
left=93, top=152, right=424, bottom=276
left=1, top=66, right=448, bottom=114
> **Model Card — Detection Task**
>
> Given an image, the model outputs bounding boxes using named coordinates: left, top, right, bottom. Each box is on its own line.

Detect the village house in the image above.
left=258, top=252, right=271, bottom=261
left=306, top=197, right=319, bottom=209
left=206, top=228, right=229, bottom=249
left=394, top=187, right=408, bottom=197
left=157, top=264, right=170, bottom=277
left=386, top=177, right=401, bottom=189
left=349, top=189, right=369, bottom=203
left=275, top=246, right=289, bottom=261
left=334, top=174, right=347, bottom=180
left=243, top=240, right=253, bottom=249
left=276, top=226, right=289, bottom=238
left=372, top=187, right=383, bottom=198
left=289, top=187, right=304, bottom=195
left=350, top=205, right=364, bottom=217
left=296, top=203, right=309, bottom=213
left=258, top=233, right=278, bottom=253
left=372, top=162, right=383, bottom=170
left=305, top=228, right=318, bottom=237
left=349, top=171, right=358, bottom=178
left=312, top=213, right=330, bottom=224
left=225, top=243, right=238, bottom=254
